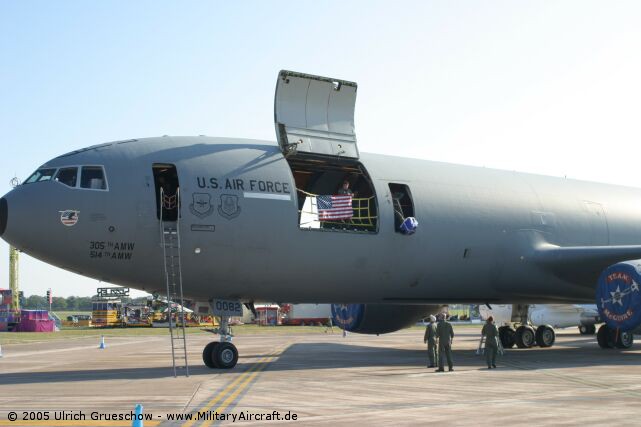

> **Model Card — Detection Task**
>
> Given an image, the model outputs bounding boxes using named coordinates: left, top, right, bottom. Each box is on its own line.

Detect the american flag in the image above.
left=317, top=195, right=353, bottom=220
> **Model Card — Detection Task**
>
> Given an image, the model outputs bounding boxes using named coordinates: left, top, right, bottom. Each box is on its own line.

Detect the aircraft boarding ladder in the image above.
left=476, top=334, right=505, bottom=356
left=160, top=188, right=189, bottom=377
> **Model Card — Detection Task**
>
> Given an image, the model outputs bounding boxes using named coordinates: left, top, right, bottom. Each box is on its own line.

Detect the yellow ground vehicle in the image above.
left=91, top=300, right=123, bottom=327
left=61, top=314, right=92, bottom=327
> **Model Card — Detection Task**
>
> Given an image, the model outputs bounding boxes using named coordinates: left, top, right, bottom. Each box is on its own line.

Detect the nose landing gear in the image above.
left=203, top=341, right=239, bottom=369
left=202, top=316, right=239, bottom=369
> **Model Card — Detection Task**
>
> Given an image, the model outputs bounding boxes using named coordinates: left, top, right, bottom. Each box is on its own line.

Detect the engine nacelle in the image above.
left=331, top=304, right=437, bottom=334
left=597, top=260, right=641, bottom=332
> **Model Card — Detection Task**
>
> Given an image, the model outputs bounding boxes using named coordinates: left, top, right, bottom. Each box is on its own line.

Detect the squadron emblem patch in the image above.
left=597, top=262, right=641, bottom=331
left=218, top=194, right=241, bottom=220
left=189, top=193, right=214, bottom=218
left=331, top=304, right=365, bottom=332
left=59, top=210, right=80, bottom=227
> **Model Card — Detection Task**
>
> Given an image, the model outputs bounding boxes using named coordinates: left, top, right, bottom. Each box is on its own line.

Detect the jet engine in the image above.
left=595, top=260, right=641, bottom=349
left=331, top=303, right=438, bottom=334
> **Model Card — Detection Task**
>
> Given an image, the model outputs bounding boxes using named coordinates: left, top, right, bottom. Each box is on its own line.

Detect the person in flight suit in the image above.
left=436, top=313, right=454, bottom=372
left=337, top=180, right=353, bottom=195
left=423, top=315, right=438, bottom=368
left=482, top=316, right=499, bottom=369
left=335, top=180, right=355, bottom=228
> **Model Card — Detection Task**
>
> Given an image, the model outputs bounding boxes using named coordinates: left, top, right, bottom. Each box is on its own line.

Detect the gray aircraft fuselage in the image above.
left=2, top=135, right=641, bottom=305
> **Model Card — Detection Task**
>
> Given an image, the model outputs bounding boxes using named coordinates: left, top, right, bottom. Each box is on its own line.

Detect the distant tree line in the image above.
left=20, top=295, right=150, bottom=311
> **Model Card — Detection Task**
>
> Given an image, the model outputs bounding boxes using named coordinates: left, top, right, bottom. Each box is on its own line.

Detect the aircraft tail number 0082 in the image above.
left=209, top=299, right=244, bottom=317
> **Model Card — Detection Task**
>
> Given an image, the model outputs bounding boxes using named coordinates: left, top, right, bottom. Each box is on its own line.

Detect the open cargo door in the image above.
left=275, top=70, right=359, bottom=159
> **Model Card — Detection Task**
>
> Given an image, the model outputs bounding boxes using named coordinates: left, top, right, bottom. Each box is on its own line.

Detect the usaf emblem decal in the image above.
left=597, top=262, right=641, bottom=331
left=189, top=193, right=214, bottom=218
left=59, top=210, right=80, bottom=227
left=218, top=194, right=241, bottom=220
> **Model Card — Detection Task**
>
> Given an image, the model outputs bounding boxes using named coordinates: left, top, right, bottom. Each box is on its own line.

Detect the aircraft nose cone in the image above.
left=0, top=197, right=6, bottom=237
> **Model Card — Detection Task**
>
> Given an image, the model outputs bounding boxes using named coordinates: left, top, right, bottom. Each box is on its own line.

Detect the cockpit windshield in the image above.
left=24, top=165, right=108, bottom=190
left=55, top=167, right=78, bottom=187
left=80, top=166, right=107, bottom=190
left=24, top=168, right=57, bottom=184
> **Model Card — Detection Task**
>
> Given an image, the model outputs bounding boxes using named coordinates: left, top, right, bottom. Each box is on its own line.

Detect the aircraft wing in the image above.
left=534, top=244, right=641, bottom=285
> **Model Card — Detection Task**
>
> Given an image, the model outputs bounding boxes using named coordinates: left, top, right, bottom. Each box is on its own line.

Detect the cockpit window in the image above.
left=54, top=167, right=78, bottom=187
left=80, top=166, right=107, bottom=190
left=24, top=168, right=57, bottom=184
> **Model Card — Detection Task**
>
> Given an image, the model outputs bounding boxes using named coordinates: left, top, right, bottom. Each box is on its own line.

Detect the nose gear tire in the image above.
left=215, top=342, right=239, bottom=369
left=203, top=342, right=220, bottom=368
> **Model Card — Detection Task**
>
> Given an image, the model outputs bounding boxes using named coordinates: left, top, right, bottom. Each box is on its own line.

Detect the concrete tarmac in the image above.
left=1, top=327, right=640, bottom=426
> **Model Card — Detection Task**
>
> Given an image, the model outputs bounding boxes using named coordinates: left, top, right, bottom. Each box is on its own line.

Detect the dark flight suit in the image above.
left=436, top=319, right=454, bottom=371
left=482, top=322, right=499, bottom=368
left=337, top=186, right=354, bottom=226
left=423, top=322, right=438, bottom=367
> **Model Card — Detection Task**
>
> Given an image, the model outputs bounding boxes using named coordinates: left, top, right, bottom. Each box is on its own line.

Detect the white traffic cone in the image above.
left=98, top=335, right=106, bottom=349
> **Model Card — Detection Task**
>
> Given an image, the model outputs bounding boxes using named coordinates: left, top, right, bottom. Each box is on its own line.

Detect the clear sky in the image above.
left=1, top=1, right=641, bottom=297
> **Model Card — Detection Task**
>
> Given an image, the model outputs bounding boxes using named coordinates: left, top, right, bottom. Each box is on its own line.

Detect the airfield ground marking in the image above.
left=187, top=344, right=289, bottom=427
left=179, top=356, right=270, bottom=427
left=201, top=348, right=287, bottom=426
left=6, top=351, right=278, bottom=427
left=181, top=345, right=287, bottom=427
left=198, top=359, right=273, bottom=427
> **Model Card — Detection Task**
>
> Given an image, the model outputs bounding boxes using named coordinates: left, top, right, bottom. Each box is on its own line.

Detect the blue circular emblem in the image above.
left=331, top=304, right=365, bottom=332
left=596, top=261, right=641, bottom=331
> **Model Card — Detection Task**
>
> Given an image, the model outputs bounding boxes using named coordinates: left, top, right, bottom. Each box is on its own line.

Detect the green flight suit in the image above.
left=482, top=322, right=499, bottom=368
left=423, top=322, right=438, bottom=367
left=436, top=320, right=454, bottom=370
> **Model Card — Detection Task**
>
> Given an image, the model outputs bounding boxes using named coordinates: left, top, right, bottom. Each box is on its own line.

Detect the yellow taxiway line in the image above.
left=5, top=345, right=287, bottom=427
left=183, top=345, right=288, bottom=427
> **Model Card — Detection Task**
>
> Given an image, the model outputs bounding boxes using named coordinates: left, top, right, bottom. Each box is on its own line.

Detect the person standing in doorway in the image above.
left=337, top=180, right=353, bottom=195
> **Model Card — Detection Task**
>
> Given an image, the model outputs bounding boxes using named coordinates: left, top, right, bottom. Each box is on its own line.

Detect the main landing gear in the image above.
left=202, top=316, right=239, bottom=369
left=499, top=324, right=556, bottom=349
left=596, top=324, right=634, bottom=349
left=497, top=304, right=555, bottom=349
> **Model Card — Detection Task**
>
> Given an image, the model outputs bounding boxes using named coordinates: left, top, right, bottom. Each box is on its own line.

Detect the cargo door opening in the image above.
left=290, top=157, right=378, bottom=233
left=274, top=70, right=377, bottom=232
left=152, top=164, right=180, bottom=221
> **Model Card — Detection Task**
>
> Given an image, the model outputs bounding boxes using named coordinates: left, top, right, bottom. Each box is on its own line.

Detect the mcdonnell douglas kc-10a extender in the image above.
left=2, top=70, right=641, bottom=371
